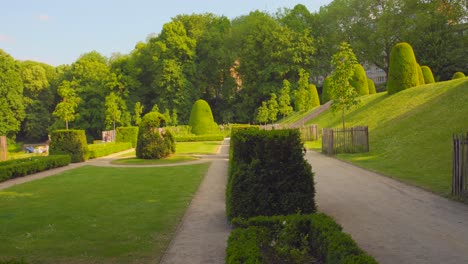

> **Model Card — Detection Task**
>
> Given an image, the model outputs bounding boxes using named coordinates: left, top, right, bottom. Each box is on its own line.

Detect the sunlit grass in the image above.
left=112, top=155, right=199, bottom=165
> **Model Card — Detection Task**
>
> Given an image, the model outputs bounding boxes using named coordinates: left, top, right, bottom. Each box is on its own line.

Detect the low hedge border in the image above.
left=87, top=142, right=133, bottom=159
left=116, top=126, right=139, bottom=147
left=175, top=134, right=225, bottom=142
left=227, top=214, right=377, bottom=264
left=0, top=155, right=71, bottom=182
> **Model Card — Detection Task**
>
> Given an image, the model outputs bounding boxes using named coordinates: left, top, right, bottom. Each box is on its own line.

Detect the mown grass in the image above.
left=175, top=141, right=222, bottom=154
left=112, top=155, right=199, bottom=165
left=306, top=78, right=468, bottom=195
left=0, top=164, right=210, bottom=263
left=277, top=108, right=317, bottom=126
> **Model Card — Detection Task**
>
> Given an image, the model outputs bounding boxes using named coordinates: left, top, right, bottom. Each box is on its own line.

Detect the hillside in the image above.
left=307, top=78, right=468, bottom=195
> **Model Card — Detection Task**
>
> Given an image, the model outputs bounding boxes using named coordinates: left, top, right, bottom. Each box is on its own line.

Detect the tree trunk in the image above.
left=66, top=120, right=69, bottom=130
left=342, top=108, right=345, bottom=130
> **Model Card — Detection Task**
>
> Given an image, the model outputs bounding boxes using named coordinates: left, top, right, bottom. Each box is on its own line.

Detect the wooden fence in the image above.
left=260, top=124, right=318, bottom=141
left=322, top=126, right=369, bottom=155
left=453, top=133, right=468, bottom=196
left=0, top=136, right=7, bottom=161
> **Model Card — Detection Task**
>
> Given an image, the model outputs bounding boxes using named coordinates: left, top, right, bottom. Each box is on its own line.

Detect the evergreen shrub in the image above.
left=136, top=112, right=175, bottom=159
left=321, top=76, right=332, bottom=103
left=386, top=42, right=419, bottom=94
left=116, top=126, right=139, bottom=147
left=309, top=84, right=321, bottom=107
left=227, top=214, right=377, bottom=264
left=421, top=66, right=435, bottom=84
left=49, top=130, right=88, bottom=163
left=350, top=64, right=369, bottom=95
left=416, top=64, right=425, bottom=86
left=367, top=78, right=377, bottom=94
left=0, top=155, right=71, bottom=182
left=188, top=99, right=219, bottom=135
left=87, top=142, right=132, bottom=159
left=226, top=129, right=315, bottom=220
left=452, top=72, right=466, bottom=79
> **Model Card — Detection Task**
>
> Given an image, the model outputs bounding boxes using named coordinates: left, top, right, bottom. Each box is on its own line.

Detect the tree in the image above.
left=256, top=101, right=269, bottom=125
left=421, top=66, right=435, bottom=84
left=133, top=102, right=144, bottom=126
left=387, top=42, right=419, bottom=94
left=278, top=80, right=293, bottom=117
left=136, top=112, right=174, bottom=159
left=267, top=93, right=279, bottom=123
left=53, top=81, right=80, bottom=130
left=350, top=64, right=369, bottom=96
left=294, top=69, right=309, bottom=112
left=321, top=76, right=333, bottom=103
left=0, top=50, right=25, bottom=137
left=105, top=92, right=122, bottom=131
left=307, top=84, right=321, bottom=108
left=329, top=42, right=359, bottom=130
left=367, top=78, right=377, bottom=94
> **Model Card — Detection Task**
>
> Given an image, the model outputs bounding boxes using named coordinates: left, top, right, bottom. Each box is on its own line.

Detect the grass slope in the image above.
left=0, top=164, right=210, bottom=263
left=307, top=78, right=468, bottom=195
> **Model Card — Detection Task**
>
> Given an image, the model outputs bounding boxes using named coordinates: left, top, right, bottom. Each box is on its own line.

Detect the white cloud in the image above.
left=38, top=14, right=50, bottom=21
left=0, top=34, right=15, bottom=43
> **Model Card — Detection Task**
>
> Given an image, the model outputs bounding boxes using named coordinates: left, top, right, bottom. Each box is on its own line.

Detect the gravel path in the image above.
left=306, top=150, right=468, bottom=264
left=159, top=138, right=231, bottom=264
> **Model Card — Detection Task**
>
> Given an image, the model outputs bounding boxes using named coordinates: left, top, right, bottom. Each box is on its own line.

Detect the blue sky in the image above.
left=1, top=0, right=332, bottom=66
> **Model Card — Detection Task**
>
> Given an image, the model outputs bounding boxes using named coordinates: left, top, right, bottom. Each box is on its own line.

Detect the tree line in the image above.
left=1, top=1, right=466, bottom=142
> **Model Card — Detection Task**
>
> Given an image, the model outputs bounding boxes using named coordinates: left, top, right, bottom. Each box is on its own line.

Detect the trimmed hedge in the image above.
left=136, top=112, right=175, bottom=159
left=87, top=142, right=133, bottom=159
left=452, top=72, right=466, bottom=79
left=175, top=134, right=225, bottom=142
left=49, top=130, right=88, bottom=163
left=116, top=126, right=139, bottom=147
left=321, top=76, right=333, bottom=103
left=350, top=64, right=369, bottom=95
left=188, top=99, right=219, bottom=135
left=0, top=155, right=71, bottom=182
left=421, top=66, right=435, bottom=84
left=309, top=84, right=321, bottom=107
left=227, top=129, right=315, bottom=220
left=367, top=78, right=376, bottom=94
left=387, top=42, right=419, bottom=94
left=227, top=214, right=377, bottom=264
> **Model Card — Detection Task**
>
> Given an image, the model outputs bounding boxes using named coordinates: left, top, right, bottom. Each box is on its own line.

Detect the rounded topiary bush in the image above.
left=136, top=112, right=175, bottom=159
left=452, top=72, right=466, bottom=79
left=421, top=66, right=435, bottom=84
left=188, top=99, right=218, bottom=135
left=416, top=63, right=425, bottom=86
left=350, top=64, right=369, bottom=95
left=386, top=42, right=419, bottom=94
left=309, top=84, right=321, bottom=108
left=367, top=78, right=377, bottom=94
left=321, top=76, right=333, bottom=103
left=49, top=129, right=88, bottom=163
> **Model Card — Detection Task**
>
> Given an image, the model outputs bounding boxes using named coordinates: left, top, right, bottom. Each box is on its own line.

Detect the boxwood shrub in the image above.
left=175, top=134, right=225, bottom=142
left=87, top=142, right=132, bottom=159
left=226, top=129, right=315, bottom=220
left=49, top=130, right=88, bottom=163
left=0, top=155, right=71, bottom=182
left=227, top=214, right=377, bottom=264
left=136, top=112, right=175, bottom=159
left=116, top=126, right=139, bottom=147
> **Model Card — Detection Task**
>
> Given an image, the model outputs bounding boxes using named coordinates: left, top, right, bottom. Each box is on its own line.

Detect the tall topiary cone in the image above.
left=189, top=99, right=218, bottom=135
left=309, top=84, right=321, bottom=108
left=350, top=64, right=369, bottom=95
left=386, top=42, right=419, bottom=94
left=452, top=72, right=466, bottom=79
left=321, top=76, right=333, bottom=103
left=421, top=66, right=435, bottom=84
left=416, top=63, right=425, bottom=86
left=367, top=78, right=377, bottom=94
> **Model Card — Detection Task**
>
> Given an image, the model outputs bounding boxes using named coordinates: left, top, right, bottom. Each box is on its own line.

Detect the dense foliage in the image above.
left=188, top=99, right=218, bottom=135
left=416, top=64, right=425, bottom=86
left=452, top=72, right=466, bottom=79
left=0, top=155, right=71, bottom=182
left=350, top=64, right=369, bottom=95
left=227, top=214, right=377, bottom=264
left=367, top=78, right=377, bottom=94
left=226, top=128, right=315, bottom=220
left=116, top=126, right=139, bottom=147
left=136, top=112, right=175, bottom=159
left=87, top=142, right=132, bottom=159
left=49, top=130, right=88, bottom=163
left=387, top=43, right=420, bottom=95
left=321, top=76, right=333, bottom=103
left=421, top=66, right=435, bottom=84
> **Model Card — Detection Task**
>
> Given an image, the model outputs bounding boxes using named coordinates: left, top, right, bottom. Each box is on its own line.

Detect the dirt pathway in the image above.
left=306, top=150, right=468, bottom=264
left=159, top=138, right=231, bottom=264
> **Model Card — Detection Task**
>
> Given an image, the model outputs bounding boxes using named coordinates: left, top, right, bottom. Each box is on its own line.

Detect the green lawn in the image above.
left=0, top=164, right=210, bottom=263
left=277, top=107, right=318, bottom=126
left=175, top=141, right=222, bottom=154
left=307, top=78, right=468, bottom=195
left=112, top=155, right=199, bottom=165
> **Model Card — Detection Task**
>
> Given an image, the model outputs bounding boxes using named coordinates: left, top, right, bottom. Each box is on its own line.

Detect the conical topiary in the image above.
left=350, top=64, right=369, bottom=95
left=321, top=76, right=333, bottom=103
left=421, top=66, right=435, bottom=84
left=367, top=78, right=377, bottom=94
left=386, top=42, right=419, bottom=94
left=188, top=99, right=218, bottom=135
left=416, top=63, right=425, bottom=86
left=452, top=72, right=466, bottom=79
left=308, top=84, right=321, bottom=108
